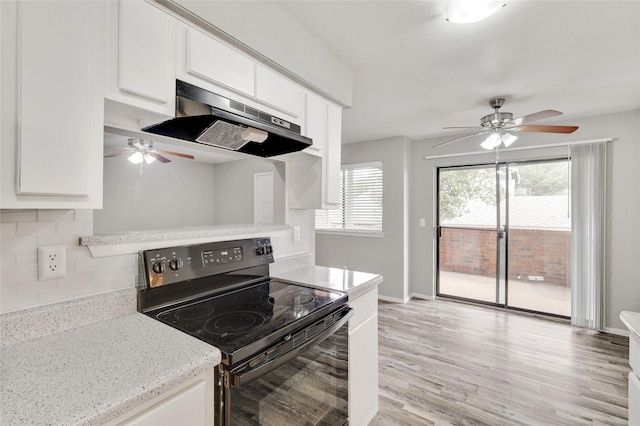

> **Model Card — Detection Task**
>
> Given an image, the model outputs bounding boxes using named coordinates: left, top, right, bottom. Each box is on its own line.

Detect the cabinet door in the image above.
left=117, top=0, right=171, bottom=105
left=256, top=65, right=302, bottom=118
left=349, top=314, right=379, bottom=426
left=304, top=91, right=327, bottom=157
left=324, top=102, right=342, bottom=206
left=185, top=27, right=255, bottom=97
left=16, top=1, right=104, bottom=202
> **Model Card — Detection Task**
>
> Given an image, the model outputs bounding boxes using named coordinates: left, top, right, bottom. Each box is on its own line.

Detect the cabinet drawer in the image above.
left=629, top=372, right=640, bottom=426
left=349, top=288, right=378, bottom=330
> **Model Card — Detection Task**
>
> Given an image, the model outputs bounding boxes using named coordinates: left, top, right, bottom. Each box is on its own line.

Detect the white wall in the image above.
left=213, top=159, right=285, bottom=225
left=316, top=136, right=411, bottom=301
left=95, top=156, right=216, bottom=234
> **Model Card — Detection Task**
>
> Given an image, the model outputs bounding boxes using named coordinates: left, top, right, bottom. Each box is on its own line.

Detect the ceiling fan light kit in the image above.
left=444, top=0, right=509, bottom=24
left=434, top=98, right=579, bottom=150
left=105, top=138, right=195, bottom=175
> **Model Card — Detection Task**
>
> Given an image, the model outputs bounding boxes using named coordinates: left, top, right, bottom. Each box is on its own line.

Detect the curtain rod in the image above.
left=423, top=138, right=613, bottom=160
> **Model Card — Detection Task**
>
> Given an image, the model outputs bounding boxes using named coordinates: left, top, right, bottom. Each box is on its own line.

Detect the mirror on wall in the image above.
left=94, top=133, right=286, bottom=234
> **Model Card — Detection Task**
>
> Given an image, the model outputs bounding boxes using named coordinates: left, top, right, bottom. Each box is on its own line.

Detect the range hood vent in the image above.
left=142, top=80, right=312, bottom=157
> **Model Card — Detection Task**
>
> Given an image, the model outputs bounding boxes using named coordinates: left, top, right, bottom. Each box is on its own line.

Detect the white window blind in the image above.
left=316, top=162, right=383, bottom=232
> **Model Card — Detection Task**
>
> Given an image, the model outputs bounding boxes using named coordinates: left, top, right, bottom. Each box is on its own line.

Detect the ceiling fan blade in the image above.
left=509, top=110, right=563, bottom=127
left=443, top=126, right=484, bottom=130
left=104, top=150, right=130, bottom=158
left=157, top=150, right=195, bottom=160
left=148, top=152, right=172, bottom=163
left=515, top=124, right=579, bottom=134
left=432, top=131, right=490, bottom=148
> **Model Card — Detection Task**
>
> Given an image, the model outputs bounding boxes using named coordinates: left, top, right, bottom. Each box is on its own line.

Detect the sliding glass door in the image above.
left=436, top=160, right=571, bottom=317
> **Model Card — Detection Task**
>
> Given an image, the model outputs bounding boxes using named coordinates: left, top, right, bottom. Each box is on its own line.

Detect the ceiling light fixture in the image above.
left=481, top=131, right=518, bottom=150
left=444, top=0, right=509, bottom=24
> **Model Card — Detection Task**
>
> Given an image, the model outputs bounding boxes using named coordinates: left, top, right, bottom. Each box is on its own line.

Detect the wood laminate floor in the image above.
left=370, top=298, right=630, bottom=426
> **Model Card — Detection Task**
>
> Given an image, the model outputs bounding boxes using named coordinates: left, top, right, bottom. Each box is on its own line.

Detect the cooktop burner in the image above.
left=147, top=279, right=346, bottom=366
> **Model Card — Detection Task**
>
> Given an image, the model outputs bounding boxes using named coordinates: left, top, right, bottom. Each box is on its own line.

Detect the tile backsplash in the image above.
left=0, top=209, right=314, bottom=314
left=1, top=209, right=138, bottom=314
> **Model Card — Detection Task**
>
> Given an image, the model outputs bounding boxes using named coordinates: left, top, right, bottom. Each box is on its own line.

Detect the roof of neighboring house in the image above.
left=445, top=195, right=571, bottom=230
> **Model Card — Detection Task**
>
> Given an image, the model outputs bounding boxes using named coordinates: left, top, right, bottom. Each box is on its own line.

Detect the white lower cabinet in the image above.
left=348, top=288, right=379, bottom=425
left=104, top=369, right=215, bottom=426
left=629, top=334, right=640, bottom=426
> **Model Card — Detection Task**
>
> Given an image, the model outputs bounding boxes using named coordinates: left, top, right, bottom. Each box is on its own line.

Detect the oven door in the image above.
left=222, top=307, right=352, bottom=426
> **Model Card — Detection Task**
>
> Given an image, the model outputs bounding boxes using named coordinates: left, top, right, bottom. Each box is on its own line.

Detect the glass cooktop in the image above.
left=146, top=280, right=347, bottom=366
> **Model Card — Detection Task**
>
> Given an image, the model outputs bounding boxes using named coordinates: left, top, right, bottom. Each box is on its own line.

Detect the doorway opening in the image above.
left=436, top=159, right=571, bottom=318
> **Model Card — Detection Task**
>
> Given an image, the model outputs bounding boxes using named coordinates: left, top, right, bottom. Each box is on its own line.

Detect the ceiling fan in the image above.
left=104, top=138, right=194, bottom=174
left=433, top=98, right=579, bottom=149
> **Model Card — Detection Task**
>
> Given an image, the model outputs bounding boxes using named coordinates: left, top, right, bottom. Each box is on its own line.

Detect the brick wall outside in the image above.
left=440, top=227, right=571, bottom=285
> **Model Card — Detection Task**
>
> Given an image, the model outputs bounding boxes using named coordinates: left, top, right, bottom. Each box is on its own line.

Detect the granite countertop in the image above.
left=272, top=265, right=383, bottom=300
left=0, top=289, right=221, bottom=426
left=0, top=313, right=221, bottom=426
left=621, top=311, right=640, bottom=340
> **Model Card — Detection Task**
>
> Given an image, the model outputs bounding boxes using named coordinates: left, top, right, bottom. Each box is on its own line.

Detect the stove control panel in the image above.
left=141, top=237, right=275, bottom=288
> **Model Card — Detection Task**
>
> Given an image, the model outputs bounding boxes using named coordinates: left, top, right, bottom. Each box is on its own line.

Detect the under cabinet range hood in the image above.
left=142, top=80, right=312, bottom=157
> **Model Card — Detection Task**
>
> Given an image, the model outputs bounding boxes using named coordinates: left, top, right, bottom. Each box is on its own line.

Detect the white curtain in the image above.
left=570, top=142, right=607, bottom=330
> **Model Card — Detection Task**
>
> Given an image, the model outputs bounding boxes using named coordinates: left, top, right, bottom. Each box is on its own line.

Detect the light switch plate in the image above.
left=38, top=245, right=67, bottom=280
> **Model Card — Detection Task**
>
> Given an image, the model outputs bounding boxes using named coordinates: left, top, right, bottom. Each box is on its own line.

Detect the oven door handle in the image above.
left=230, top=307, right=353, bottom=387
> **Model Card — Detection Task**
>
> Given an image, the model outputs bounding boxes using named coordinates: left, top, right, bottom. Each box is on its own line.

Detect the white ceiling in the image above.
left=274, top=0, right=640, bottom=144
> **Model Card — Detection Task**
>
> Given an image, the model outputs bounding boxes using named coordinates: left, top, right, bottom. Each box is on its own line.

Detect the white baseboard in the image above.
left=605, top=327, right=630, bottom=337
left=410, top=293, right=433, bottom=300
left=377, top=294, right=410, bottom=304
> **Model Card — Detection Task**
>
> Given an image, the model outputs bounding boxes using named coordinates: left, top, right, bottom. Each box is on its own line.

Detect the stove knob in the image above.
left=256, top=246, right=265, bottom=256
left=152, top=262, right=165, bottom=274
left=266, top=244, right=273, bottom=254
left=169, top=258, right=183, bottom=271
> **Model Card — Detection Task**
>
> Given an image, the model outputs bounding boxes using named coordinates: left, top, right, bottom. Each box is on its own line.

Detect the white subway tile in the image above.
left=74, top=281, right=110, bottom=298
left=107, top=254, right=139, bottom=268
left=17, top=278, right=57, bottom=296
left=75, top=257, right=109, bottom=272
left=39, top=286, right=75, bottom=306
left=0, top=210, right=38, bottom=223
left=16, top=251, right=37, bottom=267
left=1, top=223, right=17, bottom=238
left=91, top=265, right=138, bottom=283
left=17, top=221, right=56, bottom=237
left=1, top=253, right=17, bottom=269
left=0, top=293, right=40, bottom=314
left=1, top=236, right=37, bottom=255
left=0, top=281, right=18, bottom=299
left=38, top=209, right=75, bottom=222
left=74, top=209, right=94, bottom=222
left=57, top=220, right=93, bottom=237
left=67, top=246, right=93, bottom=260
left=36, top=234, right=77, bottom=247
left=106, top=276, right=136, bottom=291
left=58, top=271, right=92, bottom=288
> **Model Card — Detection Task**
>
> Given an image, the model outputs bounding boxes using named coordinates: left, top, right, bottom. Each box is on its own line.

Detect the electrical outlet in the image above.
left=293, top=226, right=301, bottom=242
left=38, top=245, right=67, bottom=280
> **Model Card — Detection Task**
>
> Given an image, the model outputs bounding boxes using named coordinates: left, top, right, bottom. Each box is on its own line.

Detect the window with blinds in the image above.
left=316, top=161, right=383, bottom=233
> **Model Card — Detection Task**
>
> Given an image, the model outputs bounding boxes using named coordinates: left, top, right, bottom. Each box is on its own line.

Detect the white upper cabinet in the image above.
left=289, top=96, right=342, bottom=210
left=256, top=65, right=303, bottom=119
left=185, top=27, right=255, bottom=97
left=324, top=102, right=342, bottom=206
left=0, top=0, right=105, bottom=208
left=303, top=91, right=327, bottom=157
left=105, top=0, right=174, bottom=116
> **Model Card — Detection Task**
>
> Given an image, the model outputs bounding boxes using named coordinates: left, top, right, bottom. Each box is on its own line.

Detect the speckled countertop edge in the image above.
left=0, top=313, right=221, bottom=426
left=272, top=265, right=383, bottom=300
left=80, top=224, right=290, bottom=246
left=621, top=311, right=640, bottom=341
